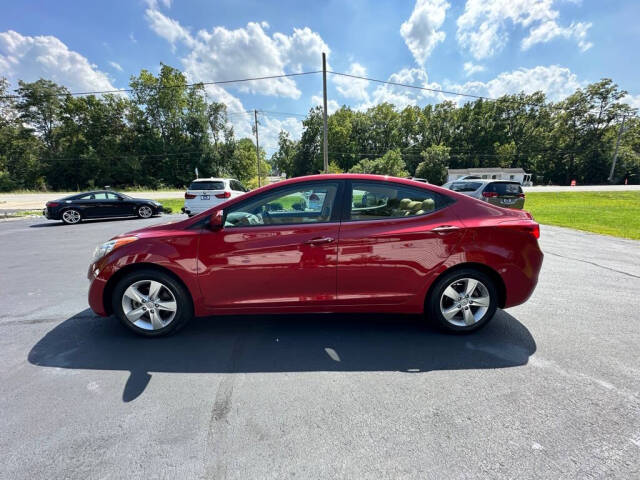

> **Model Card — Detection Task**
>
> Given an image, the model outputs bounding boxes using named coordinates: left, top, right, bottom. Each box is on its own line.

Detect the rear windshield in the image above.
left=189, top=181, right=225, bottom=190
left=484, top=182, right=523, bottom=195
left=449, top=182, right=482, bottom=192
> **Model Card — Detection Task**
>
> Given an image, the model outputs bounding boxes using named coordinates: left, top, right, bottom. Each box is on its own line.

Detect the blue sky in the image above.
left=2, top=0, right=639, bottom=151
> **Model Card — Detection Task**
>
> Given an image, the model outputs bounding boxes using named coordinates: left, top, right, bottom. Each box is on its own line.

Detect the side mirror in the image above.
left=209, top=210, right=224, bottom=230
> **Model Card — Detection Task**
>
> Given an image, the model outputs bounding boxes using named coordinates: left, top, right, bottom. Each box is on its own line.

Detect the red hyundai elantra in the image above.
left=87, top=174, right=543, bottom=337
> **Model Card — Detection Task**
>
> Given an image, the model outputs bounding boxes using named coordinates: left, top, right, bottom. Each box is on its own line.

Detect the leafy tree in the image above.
left=415, top=145, right=450, bottom=184
left=349, top=149, right=409, bottom=177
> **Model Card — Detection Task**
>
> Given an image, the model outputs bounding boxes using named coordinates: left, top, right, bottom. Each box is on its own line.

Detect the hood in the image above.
left=113, top=216, right=191, bottom=239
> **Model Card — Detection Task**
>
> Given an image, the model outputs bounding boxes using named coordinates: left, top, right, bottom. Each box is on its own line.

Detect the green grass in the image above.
left=525, top=192, right=640, bottom=240
left=157, top=198, right=184, bottom=214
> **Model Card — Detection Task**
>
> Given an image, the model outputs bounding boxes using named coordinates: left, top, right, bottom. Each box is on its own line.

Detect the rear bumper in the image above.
left=502, top=246, right=544, bottom=308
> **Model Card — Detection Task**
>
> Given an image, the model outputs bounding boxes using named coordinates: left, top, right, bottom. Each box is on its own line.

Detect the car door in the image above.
left=336, top=180, right=465, bottom=307
left=108, top=192, right=134, bottom=216
left=197, top=180, right=343, bottom=311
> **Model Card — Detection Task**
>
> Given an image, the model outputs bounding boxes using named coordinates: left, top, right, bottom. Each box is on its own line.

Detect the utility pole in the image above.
left=322, top=52, right=329, bottom=173
left=608, top=114, right=626, bottom=183
left=253, top=109, right=261, bottom=187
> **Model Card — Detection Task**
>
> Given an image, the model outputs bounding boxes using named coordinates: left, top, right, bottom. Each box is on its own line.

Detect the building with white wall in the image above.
left=446, top=168, right=532, bottom=185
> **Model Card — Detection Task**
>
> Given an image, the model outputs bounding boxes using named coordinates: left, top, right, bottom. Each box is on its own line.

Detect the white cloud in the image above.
left=457, top=0, right=593, bottom=60
left=356, top=68, right=445, bottom=111
left=446, top=65, right=582, bottom=103
left=463, top=61, right=485, bottom=76
left=522, top=20, right=592, bottom=52
left=144, top=7, right=194, bottom=50
left=129, top=33, right=137, bottom=44
left=259, top=115, right=304, bottom=153
left=400, top=0, right=450, bottom=65
left=0, top=30, right=116, bottom=92
left=311, top=94, right=340, bottom=114
left=273, top=27, right=330, bottom=73
left=621, top=94, right=640, bottom=111
left=108, top=61, right=123, bottom=72
left=144, top=5, right=329, bottom=99
left=332, top=62, right=369, bottom=102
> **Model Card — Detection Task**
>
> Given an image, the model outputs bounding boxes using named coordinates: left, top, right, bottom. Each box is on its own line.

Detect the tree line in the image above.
left=1, top=63, right=639, bottom=191
left=272, top=79, right=639, bottom=185
left=0, top=64, right=268, bottom=191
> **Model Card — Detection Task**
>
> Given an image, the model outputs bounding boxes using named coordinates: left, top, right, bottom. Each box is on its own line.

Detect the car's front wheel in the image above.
left=137, top=205, right=154, bottom=218
left=427, top=268, right=498, bottom=333
left=112, top=269, right=193, bottom=337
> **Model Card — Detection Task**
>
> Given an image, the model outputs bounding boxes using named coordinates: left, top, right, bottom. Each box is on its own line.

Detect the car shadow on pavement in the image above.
left=28, top=309, right=536, bottom=402
left=29, top=216, right=165, bottom=228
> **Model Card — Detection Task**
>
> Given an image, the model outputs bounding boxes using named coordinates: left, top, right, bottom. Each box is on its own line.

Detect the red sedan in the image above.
left=87, top=174, right=543, bottom=337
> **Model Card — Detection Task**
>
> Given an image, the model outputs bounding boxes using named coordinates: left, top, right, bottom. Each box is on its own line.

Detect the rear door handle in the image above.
left=304, top=237, right=335, bottom=245
left=432, top=225, right=461, bottom=233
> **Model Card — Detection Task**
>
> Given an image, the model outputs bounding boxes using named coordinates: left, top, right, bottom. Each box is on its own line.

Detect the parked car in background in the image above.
left=43, top=191, right=163, bottom=224
left=87, top=174, right=542, bottom=337
left=441, top=180, right=526, bottom=209
left=182, top=177, right=248, bottom=216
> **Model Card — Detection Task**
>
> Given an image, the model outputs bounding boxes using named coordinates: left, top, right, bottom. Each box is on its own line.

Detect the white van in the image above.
left=182, top=178, right=248, bottom=216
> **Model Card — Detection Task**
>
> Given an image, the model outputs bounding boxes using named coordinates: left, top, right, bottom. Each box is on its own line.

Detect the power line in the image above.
left=0, top=71, right=323, bottom=100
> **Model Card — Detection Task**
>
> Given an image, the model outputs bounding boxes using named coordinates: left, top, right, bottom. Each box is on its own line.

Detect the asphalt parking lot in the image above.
left=1, top=214, right=639, bottom=479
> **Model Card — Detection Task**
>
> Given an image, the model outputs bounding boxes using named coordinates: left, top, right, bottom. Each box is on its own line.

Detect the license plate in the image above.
left=201, top=195, right=210, bottom=200
left=502, top=198, right=515, bottom=204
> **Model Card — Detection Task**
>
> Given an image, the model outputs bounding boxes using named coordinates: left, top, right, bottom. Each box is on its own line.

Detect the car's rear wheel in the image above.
left=137, top=205, right=153, bottom=218
left=112, top=269, right=193, bottom=337
left=427, top=268, right=498, bottom=333
left=61, top=209, right=82, bottom=225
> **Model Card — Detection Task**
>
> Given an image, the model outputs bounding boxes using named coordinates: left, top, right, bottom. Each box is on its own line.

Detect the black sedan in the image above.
left=43, top=190, right=163, bottom=224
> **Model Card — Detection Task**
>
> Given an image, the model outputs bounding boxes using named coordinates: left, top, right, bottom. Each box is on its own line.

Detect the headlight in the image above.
left=92, top=236, right=138, bottom=262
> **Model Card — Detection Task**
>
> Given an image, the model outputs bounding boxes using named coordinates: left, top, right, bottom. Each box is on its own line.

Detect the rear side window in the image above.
left=349, top=181, right=452, bottom=221
left=230, top=180, right=247, bottom=192
left=189, top=181, right=225, bottom=190
left=449, top=182, right=482, bottom=192
left=484, top=182, right=522, bottom=195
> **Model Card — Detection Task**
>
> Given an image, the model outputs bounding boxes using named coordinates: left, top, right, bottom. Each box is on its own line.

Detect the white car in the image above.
left=182, top=178, right=248, bottom=216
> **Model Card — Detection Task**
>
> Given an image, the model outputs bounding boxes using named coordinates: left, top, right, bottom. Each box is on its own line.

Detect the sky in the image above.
left=1, top=0, right=639, bottom=153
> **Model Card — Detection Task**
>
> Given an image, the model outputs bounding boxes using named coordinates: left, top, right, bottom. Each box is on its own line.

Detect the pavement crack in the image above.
left=203, top=333, right=246, bottom=479
left=545, top=251, right=640, bottom=279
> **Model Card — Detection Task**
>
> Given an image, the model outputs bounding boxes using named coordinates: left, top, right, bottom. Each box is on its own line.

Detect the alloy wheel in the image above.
left=138, top=206, right=153, bottom=218
left=439, top=277, right=491, bottom=327
left=62, top=209, right=81, bottom=224
left=121, top=279, right=177, bottom=330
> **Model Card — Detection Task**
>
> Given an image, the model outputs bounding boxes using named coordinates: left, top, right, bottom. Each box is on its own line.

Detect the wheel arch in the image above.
left=424, top=262, right=506, bottom=310
left=102, top=262, right=194, bottom=315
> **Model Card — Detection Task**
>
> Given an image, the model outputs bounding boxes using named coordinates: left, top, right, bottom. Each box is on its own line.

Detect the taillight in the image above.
left=529, top=224, right=540, bottom=239
left=184, top=192, right=196, bottom=199
left=215, top=191, right=231, bottom=199
left=482, top=191, right=499, bottom=198
left=46, top=201, right=59, bottom=207
left=518, top=193, right=526, bottom=198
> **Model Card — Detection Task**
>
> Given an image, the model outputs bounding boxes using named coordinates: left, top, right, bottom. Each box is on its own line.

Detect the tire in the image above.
left=61, top=208, right=82, bottom=225
left=426, top=268, right=498, bottom=334
left=111, top=269, right=193, bottom=337
left=137, top=205, right=154, bottom=218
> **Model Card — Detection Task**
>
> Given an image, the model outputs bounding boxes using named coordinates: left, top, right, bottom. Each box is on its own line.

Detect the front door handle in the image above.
left=431, top=225, right=461, bottom=233
left=304, top=237, right=335, bottom=245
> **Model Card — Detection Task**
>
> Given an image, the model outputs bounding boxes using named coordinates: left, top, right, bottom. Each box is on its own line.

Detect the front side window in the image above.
left=349, top=182, right=452, bottom=221
left=224, top=182, right=339, bottom=227
left=106, top=192, right=120, bottom=200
